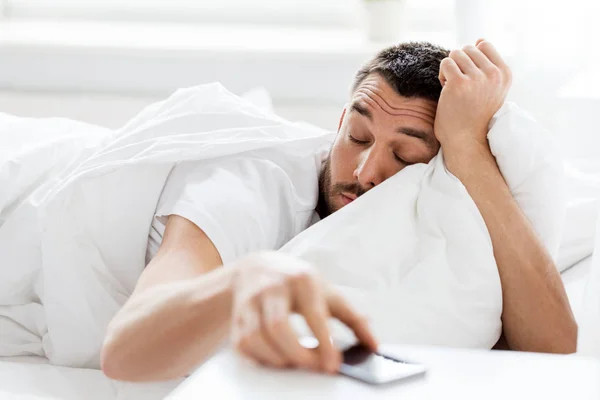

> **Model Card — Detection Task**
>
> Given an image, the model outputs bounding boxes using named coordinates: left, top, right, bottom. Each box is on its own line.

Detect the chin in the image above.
left=329, top=198, right=346, bottom=214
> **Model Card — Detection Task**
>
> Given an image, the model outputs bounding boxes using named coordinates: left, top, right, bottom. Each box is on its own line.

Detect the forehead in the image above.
left=351, top=73, right=437, bottom=125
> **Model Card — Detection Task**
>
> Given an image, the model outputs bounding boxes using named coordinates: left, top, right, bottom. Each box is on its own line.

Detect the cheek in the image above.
left=329, top=137, right=357, bottom=183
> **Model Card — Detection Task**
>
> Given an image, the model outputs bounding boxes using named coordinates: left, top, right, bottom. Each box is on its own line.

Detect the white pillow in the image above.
left=578, top=205, right=600, bottom=358
left=558, top=160, right=600, bottom=272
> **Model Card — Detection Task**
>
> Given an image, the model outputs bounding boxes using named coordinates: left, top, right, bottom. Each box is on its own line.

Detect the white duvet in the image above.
left=0, top=83, right=565, bottom=371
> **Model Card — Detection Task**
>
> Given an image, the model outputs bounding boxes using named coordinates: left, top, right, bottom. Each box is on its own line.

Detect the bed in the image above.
left=0, top=355, right=180, bottom=399
left=0, top=88, right=597, bottom=398
left=0, top=255, right=593, bottom=400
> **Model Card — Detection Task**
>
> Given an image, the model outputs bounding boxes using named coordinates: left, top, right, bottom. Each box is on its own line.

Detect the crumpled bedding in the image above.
left=0, top=83, right=564, bottom=370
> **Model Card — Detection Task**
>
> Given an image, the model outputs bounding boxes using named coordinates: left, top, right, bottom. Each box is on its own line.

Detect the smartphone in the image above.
left=339, top=344, right=427, bottom=385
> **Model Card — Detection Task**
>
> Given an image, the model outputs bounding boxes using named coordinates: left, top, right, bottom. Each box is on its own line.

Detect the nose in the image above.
left=353, top=148, right=386, bottom=189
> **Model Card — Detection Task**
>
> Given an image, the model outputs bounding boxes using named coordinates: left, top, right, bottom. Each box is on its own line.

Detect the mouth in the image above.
left=340, top=192, right=357, bottom=206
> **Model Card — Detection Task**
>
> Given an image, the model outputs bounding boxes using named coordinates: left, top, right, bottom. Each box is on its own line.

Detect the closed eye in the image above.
left=394, top=154, right=411, bottom=165
left=348, top=133, right=369, bottom=145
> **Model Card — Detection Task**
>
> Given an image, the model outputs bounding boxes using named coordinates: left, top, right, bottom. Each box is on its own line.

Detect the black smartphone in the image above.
left=339, top=344, right=427, bottom=385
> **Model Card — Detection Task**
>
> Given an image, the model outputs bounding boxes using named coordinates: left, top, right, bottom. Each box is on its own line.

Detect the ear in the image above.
left=338, top=106, right=347, bottom=132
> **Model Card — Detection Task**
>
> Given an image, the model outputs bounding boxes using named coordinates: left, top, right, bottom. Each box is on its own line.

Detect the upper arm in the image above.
left=153, top=158, right=301, bottom=265
left=132, top=214, right=223, bottom=295
left=132, top=156, right=302, bottom=296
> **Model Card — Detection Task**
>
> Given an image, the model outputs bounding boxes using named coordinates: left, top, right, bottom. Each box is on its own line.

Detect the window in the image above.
left=3, top=0, right=454, bottom=31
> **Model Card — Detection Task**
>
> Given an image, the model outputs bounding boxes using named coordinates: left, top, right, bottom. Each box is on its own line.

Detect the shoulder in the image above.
left=168, top=137, right=332, bottom=205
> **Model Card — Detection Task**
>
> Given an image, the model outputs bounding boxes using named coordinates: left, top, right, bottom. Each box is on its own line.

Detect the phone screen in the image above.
left=339, top=344, right=427, bottom=385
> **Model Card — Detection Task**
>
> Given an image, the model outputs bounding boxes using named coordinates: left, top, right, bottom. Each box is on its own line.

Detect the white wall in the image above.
left=0, top=91, right=344, bottom=132
left=1, top=14, right=598, bottom=159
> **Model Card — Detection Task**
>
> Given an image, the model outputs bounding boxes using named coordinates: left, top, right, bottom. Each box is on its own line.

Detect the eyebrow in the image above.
left=396, top=127, right=436, bottom=150
left=350, top=102, right=436, bottom=150
left=350, top=102, right=372, bottom=120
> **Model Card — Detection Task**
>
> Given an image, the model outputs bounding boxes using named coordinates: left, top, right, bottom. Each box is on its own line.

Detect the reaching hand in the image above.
left=230, top=252, right=378, bottom=374
left=434, top=39, right=512, bottom=153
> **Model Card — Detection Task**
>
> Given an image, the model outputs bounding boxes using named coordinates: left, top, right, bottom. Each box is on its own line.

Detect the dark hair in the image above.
left=352, top=41, right=450, bottom=102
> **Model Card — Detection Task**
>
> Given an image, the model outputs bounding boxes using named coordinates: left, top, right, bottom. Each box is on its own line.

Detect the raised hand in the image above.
left=434, top=39, right=512, bottom=153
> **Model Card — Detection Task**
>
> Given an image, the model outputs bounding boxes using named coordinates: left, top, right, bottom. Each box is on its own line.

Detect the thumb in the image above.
left=328, top=292, right=379, bottom=351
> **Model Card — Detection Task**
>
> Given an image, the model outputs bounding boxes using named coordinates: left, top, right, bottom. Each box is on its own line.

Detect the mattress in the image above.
left=0, top=356, right=180, bottom=399
left=0, top=256, right=592, bottom=399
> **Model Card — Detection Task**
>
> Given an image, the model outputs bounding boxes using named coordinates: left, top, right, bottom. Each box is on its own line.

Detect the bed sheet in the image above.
left=0, top=356, right=179, bottom=400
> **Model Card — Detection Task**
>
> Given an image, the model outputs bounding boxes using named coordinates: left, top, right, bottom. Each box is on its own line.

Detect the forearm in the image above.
left=443, top=142, right=577, bottom=353
left=102, top=265, right=236, bottom=382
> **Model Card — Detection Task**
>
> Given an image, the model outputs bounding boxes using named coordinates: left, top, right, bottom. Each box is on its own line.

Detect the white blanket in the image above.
left=0, top=83, right=564, bottom=370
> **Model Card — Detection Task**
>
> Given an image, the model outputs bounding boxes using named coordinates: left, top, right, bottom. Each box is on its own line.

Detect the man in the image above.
left=100, top=40, right=576, bottom=382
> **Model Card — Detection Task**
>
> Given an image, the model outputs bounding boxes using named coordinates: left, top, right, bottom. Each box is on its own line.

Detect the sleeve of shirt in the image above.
left=154, top=157, right=299, bottom=265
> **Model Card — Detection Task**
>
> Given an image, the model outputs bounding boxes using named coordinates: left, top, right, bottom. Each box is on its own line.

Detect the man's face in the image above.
left=319, top=73, right=440, bottom=216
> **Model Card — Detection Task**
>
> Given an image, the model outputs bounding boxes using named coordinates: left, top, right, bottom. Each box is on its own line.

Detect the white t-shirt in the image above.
left=146, top=146, right=329, bottom=265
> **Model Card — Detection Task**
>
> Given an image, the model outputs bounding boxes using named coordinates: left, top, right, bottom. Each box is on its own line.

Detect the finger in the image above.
left=261, top=288, right=320, bottom=371
left=265, top=319, right=320, bottom=371
left=476, top=40, right=507, bottom=69
left=231, top=301, right=261, bottom=343
left=259, top=289, right=292, bottom=367
left=439, top=57, right=462, bottom=85
left=294, top=283, right=340, bottom=374
left=462, top=44, right=495, bottom=71
left=234, top=301, right=276, bottom=365
left=303, top=308, right=339, bottom=374
left=449, top=49, right=480, bottom=76
left=240, top=331, right=288, bottom=368
left=476, top=38, right=485, bottom=46
left=328, top=293, right=379, bottom=352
